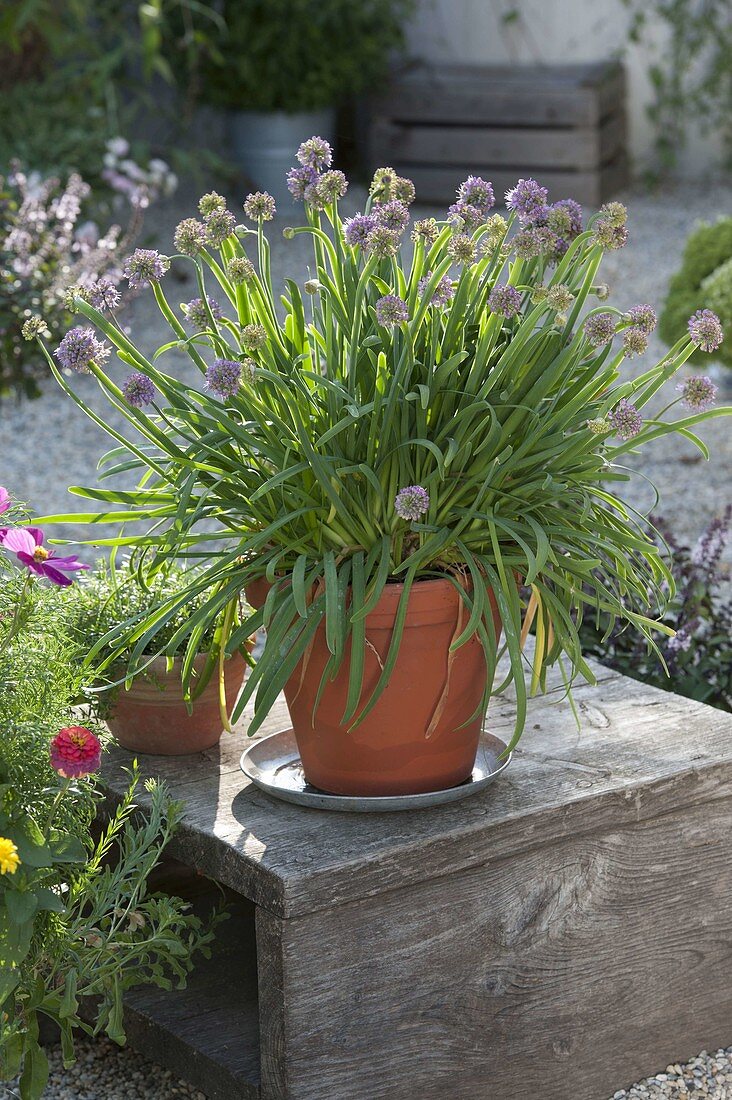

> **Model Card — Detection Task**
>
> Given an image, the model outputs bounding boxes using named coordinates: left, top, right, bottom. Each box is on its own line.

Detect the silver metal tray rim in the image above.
left=240, top=728, right=511, bottom=813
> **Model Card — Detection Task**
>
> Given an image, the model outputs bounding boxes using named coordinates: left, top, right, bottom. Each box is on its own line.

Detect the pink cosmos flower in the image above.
left=0, top=527, right=89, bottom=586
left=50, top=726, right=102, bottom=778
left=0, top=487, right=10, bottom=516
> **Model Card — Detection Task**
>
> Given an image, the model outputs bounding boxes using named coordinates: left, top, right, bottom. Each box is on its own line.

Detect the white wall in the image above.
left=405, top=0, right=722, bottom=177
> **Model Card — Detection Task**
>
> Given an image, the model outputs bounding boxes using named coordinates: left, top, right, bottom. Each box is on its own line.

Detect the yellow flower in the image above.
left=0, top=837, right=21, bottom=875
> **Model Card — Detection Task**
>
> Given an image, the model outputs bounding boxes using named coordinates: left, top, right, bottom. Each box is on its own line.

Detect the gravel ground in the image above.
left=4, top=1036, right=732, bottom=1098
left=2, top=180, right=731, bottom=1097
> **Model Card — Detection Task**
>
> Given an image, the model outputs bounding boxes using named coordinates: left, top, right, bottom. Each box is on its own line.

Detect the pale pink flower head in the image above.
left=50, top=726, right=102, bottom=779
left=0, top=527, right=89, bottom=586
left=0, top=487, right=10, bottom=516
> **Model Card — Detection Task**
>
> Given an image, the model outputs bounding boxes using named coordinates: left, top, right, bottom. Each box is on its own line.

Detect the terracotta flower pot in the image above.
left=248, top=577, right=501, bottom=796
left=106, top=652, right=247, bottom=756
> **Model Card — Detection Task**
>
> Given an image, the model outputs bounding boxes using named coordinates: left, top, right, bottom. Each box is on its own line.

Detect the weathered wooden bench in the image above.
left=102, top=658, right=732, bottom=1100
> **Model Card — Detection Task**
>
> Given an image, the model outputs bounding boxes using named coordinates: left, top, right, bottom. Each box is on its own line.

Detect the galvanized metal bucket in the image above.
left=228, top=108, right=336, bottom=206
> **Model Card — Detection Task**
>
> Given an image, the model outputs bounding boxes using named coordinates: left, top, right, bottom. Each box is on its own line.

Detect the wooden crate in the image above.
left=99, top=653, right=732, bottom=1099
left=369, top=61, right=629, bottom=207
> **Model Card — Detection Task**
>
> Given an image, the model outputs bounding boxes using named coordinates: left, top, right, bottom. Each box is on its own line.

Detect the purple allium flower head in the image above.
left=457, top=175, right=494, bottom=213
left=599, top=201, right=628, bottom=228
left=182, top=296, right=222, bottom=330
left=343, top=213, right=377, bottom=248
left=394, top=485, right=430, bottom=522
left=369, top=166, right=398, bottom=202
left=286, top=165, right=318, bottom=200
left=54, top=326, right=110, bottom=372
left=488, top=283, right=522, bottom=318
left=546, top=284, right=574, bottom=312
left=411, top=218, right=439, bottom=246
left=123, top=248, right=170, bottom=289
left=593, top=219, right=628, bottom=251
left=626, top=304, right=657, bottom=335
left=375, top=294, right=409, bottom=327
left=447, top=201, right=484, bottom=232
left=622, top=326, right=649, bottom=358
left=0, top=487, right=11, bottom=515
left=21, top=315, right=48, bottom=341
left=205, top=207, right=237, bottom=244
left=199, top=191, right=226, bottom=217
left=296, top=136, right=332, bottom=171
left=302, top=181, right=326, bottom=211
left=393, top=176, right=416, bottom=204
left=122, top=372, right=157, bottom=407
left=513, top=225, right=557, bottom=259
left=88, top=278, right=120, bottom=312
left=363, top=224, right=400, bottom=259
left=418, top=271, right=455, bottom=308
left=205, top=358, right=241, bottom=399
left=316, top=170, right=348, bottom=203
left=243, top=191, right=276, bottom=222
left=241, top=323, right=267, bottom=351
left=505, top=178, right=548, bottom=220
left=688, top=309, right=724, bottom=353
left=0, top=527, right=88, bottom=587
left=227, top=256, right=256, bottom=284
left=549, top=198, right=583, bottom=237
left=174, top=217, right=207, bottom=256
left=691, top=506, right=730, bottom=574
left=583, top=312, right=616, bottom=348
left=677, top=374, right=718, bottom=410
left=447, top=233, right=476, bottom=266
left=374, top=200, right=410, bottom=234
left=608, top=399, right=643, bottom=440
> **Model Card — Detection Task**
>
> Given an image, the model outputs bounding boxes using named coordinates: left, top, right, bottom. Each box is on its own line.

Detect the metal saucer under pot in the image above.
left=240, top=728, right=511, bottom=812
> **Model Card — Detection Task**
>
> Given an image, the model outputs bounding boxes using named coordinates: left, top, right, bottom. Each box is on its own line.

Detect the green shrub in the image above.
left=660, top=217, right=732, bottom=368
left=202, top=0, right=415, bottom=113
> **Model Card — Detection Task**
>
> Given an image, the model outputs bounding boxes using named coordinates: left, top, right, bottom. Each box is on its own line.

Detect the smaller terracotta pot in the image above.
left=106, top=652, right=247, bottom=755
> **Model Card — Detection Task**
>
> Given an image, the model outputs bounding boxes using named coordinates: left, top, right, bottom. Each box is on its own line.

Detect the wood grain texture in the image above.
left=370, top=112, right=626, bottom=171
left=102, top=658, right=732, bottom=920
left=121, top=893, right=260, bottom=1100
left=276, top=795, right=732, bottom=1098
left=388, top=159, right=629, bottom=207
left=373, top=61, right=625, bottom=127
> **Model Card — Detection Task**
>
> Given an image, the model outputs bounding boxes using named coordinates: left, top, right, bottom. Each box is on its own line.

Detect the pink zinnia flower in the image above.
left=0, top=527, right=89, bottom=586
left=50, top=726, right=102, bottom=778
left=0, top=487, right=10, bottom=516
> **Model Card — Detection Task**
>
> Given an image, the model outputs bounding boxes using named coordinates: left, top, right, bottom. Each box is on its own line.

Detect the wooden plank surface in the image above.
left=122, top=892, right=261, bottom=1100
left=390, top=159, right=629, bottom=207
left=102, top=658, right=732, bottom=920
left=370, top=111, right=626, bottom=171
left=374, top=61, right=625, bottom=128
left=277, top=793, right=732, bottom=1099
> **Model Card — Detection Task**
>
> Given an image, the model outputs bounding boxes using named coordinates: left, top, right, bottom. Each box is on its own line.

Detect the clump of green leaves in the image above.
left=660, top=217, right=732, bottom=369
left=580, top=508, right=732, bottom=712
left=202, top=0, right=415, bottom=112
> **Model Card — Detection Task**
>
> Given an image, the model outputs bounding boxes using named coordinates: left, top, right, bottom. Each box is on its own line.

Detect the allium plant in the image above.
left=0, top=140, right=175, bottom=399
left=33, top=139, right=731, bottom=749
